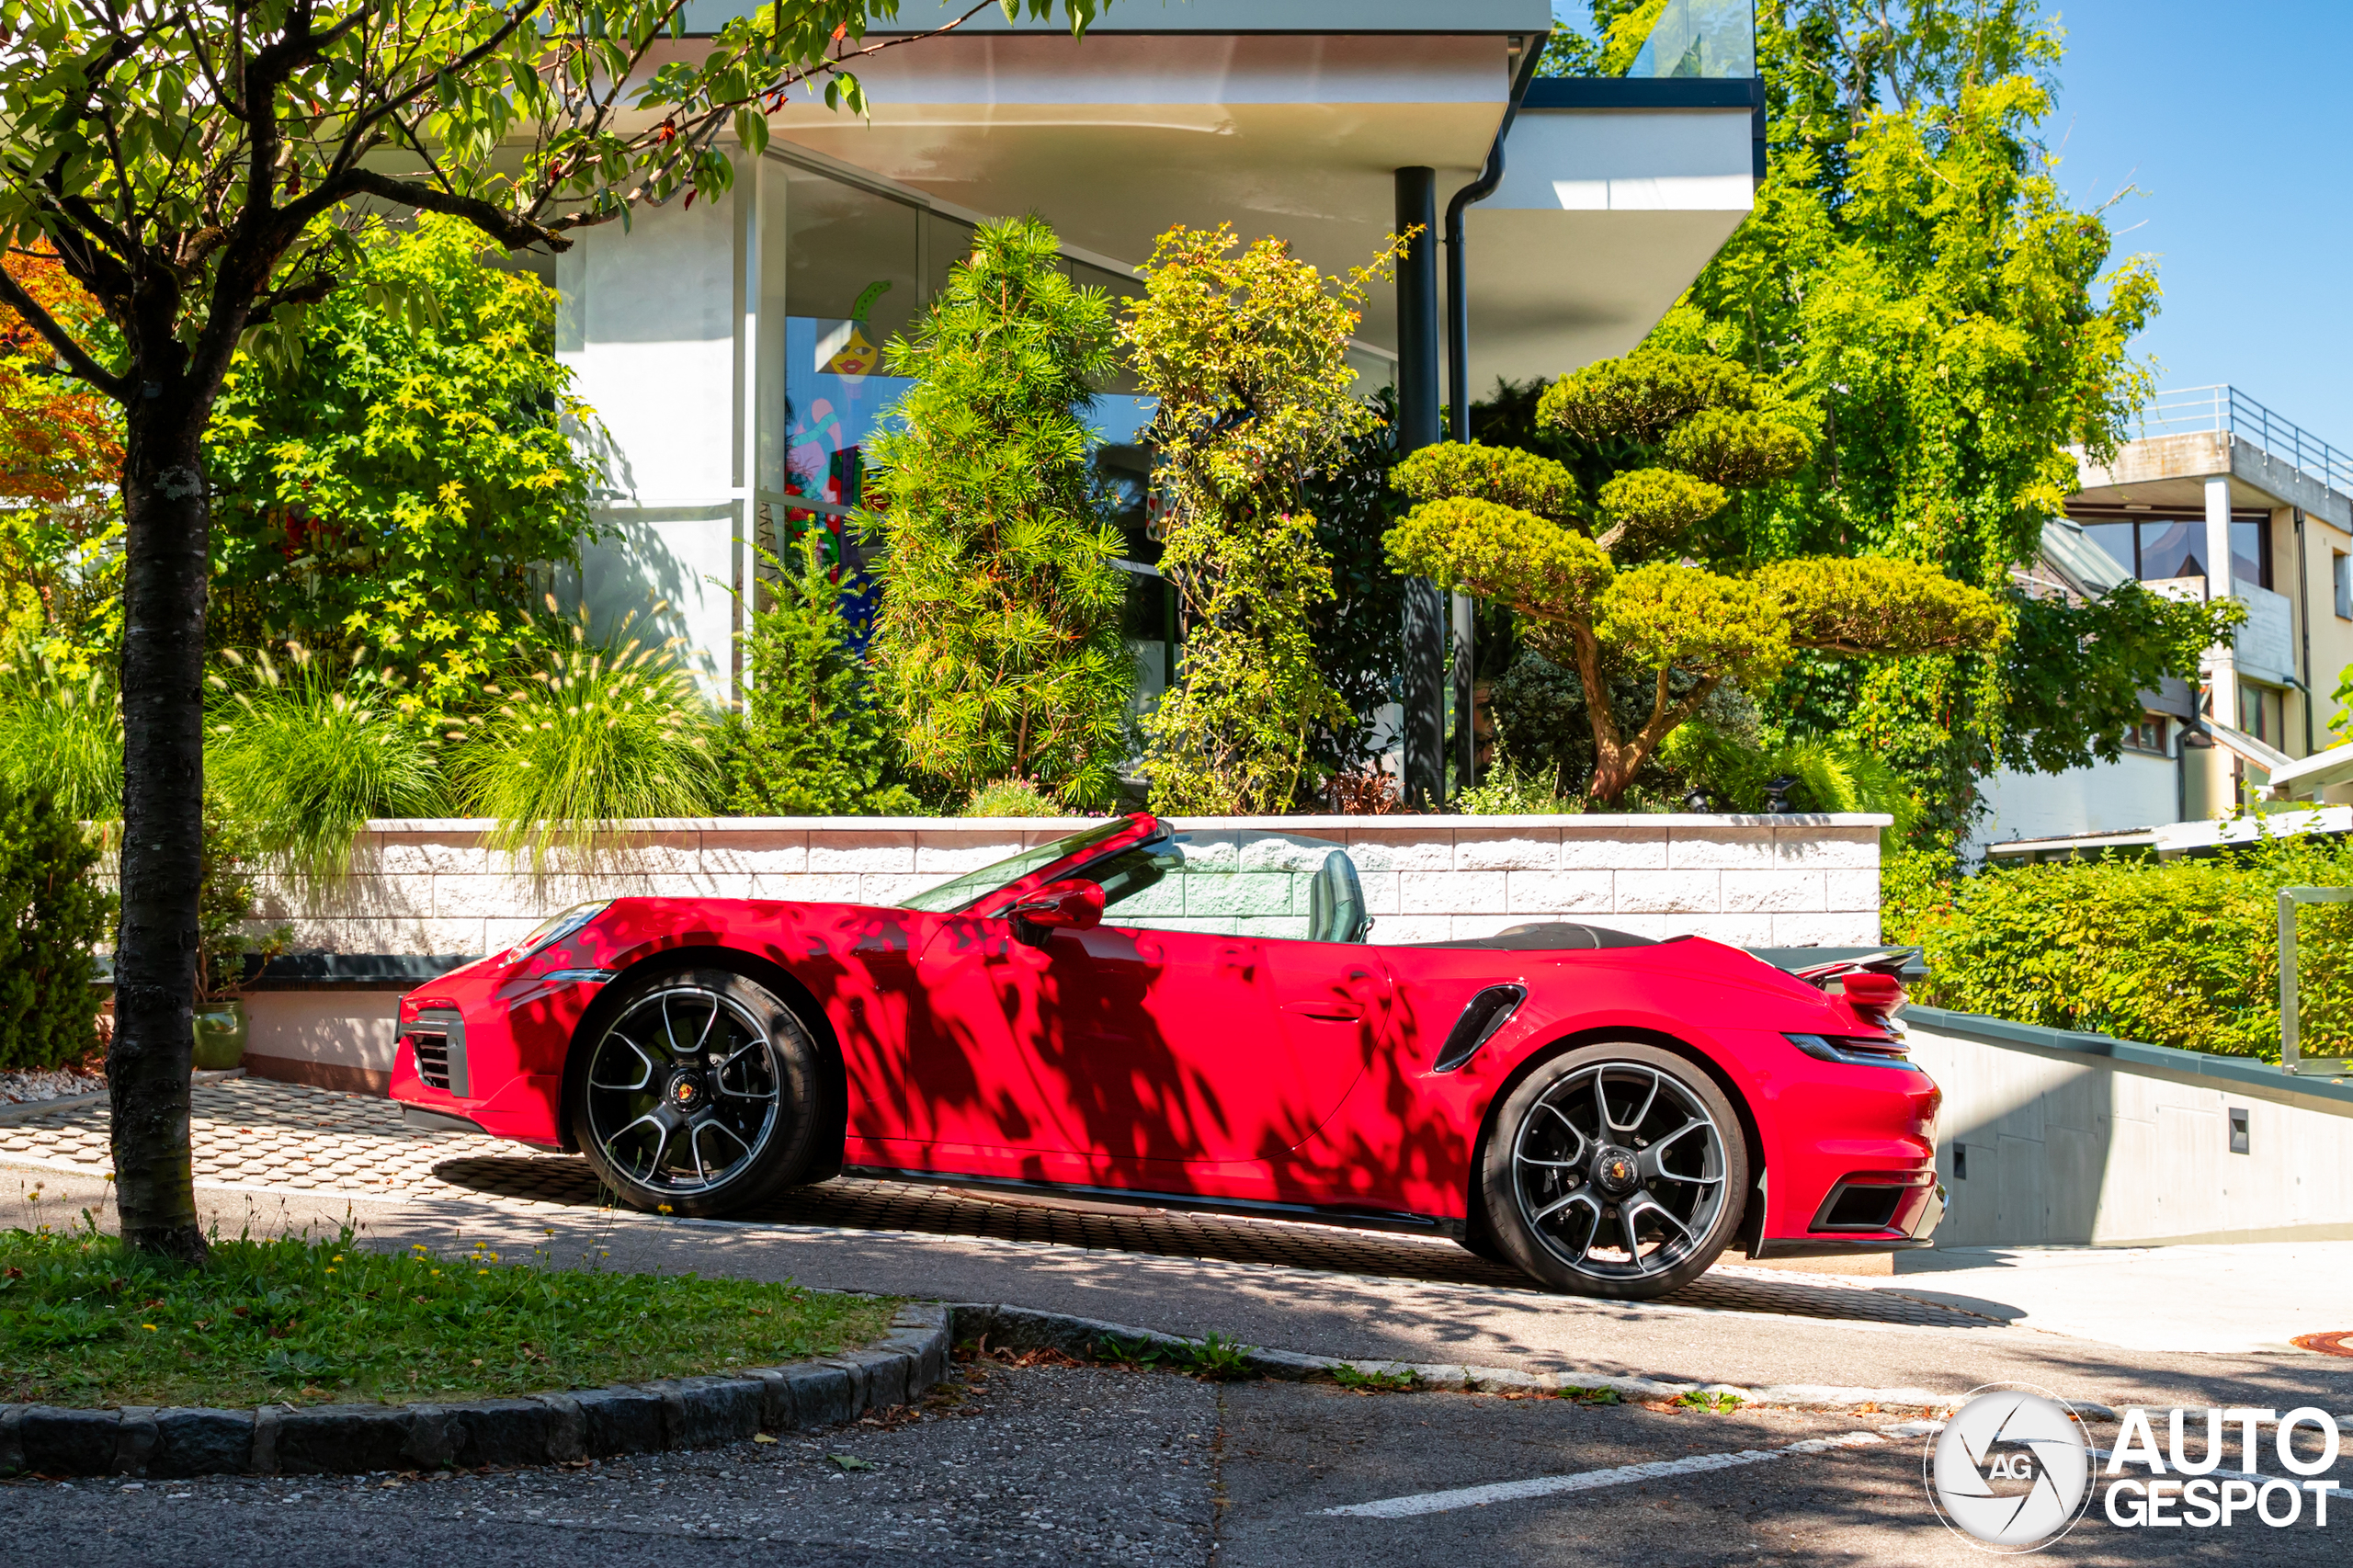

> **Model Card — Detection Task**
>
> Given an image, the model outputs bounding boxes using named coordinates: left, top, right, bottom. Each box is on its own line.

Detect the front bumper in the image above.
left=389, top=961, right=612, bottom=1148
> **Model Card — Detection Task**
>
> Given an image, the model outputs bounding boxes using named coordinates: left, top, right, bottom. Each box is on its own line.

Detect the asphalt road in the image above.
left=6, top=1363, right=2347, bottom=1567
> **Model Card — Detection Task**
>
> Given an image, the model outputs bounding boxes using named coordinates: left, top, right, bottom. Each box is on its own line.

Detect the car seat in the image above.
left=1306, top=849, right=1372, bottom=943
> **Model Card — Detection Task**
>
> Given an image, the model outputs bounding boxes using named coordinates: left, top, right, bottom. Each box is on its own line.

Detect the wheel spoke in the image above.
left=1627, top=1069, right=1662, bottom=1133
left=694, top=1115, right=754, bottom=1170
left=606, top=1111, right=669, bottom=1176
left=1531, top=1182, right=1600, bottom=1226
left=690, top=996, right=722, bottom=1057
left=1540, top=1099, right=1594, bottom=1151
left=715, top=1040, right=779, bottom=1100
left=1636, top=1116, right=1711, bottom=1180
left=589, top=1036, right=656, bottom=1093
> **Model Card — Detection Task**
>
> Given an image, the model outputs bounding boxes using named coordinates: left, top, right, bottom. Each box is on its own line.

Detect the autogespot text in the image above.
left=2102, top=1408, right=2344, bottom=1528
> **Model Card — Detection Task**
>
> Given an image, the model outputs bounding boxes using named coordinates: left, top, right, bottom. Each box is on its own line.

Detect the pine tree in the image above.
left=864, top=216, right=1133, bottom=809
left=722, top=531, right=916, bottom=816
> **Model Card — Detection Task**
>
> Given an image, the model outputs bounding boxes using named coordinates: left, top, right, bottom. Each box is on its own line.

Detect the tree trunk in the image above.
left=108, top=395, right=211, bottom=1263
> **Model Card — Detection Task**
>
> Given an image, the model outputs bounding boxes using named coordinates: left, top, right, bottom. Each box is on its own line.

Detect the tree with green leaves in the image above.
left=1584, top=0, right=2240, bottom=835
left=1123, top=223, right=1405, bottom=815
left=722, top=530, right=916, bottom=816
left=1385, top=349, right=2006, bottom=802
left=864, top=214, right=1132, bottom=809
left=205, top=215, right=598, bottom=720
left=0, top=0, right=1103, bottom=1261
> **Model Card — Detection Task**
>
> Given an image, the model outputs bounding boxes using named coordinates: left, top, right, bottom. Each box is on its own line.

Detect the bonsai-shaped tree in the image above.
left=865, top=215, right=1133, bottom=809
left=1385, top=350, right=2006, bottom=803
left=1123, top=223, right=1406, bottom=814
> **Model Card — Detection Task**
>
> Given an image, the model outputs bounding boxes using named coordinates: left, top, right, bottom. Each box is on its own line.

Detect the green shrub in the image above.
left=0, top=780, right=112, bottom=1068
left=719, top=533, right=917, bottom=817
left=450, top=602, right=718, bottom=866
left=1894, top=830, right=2353, bottom=1061
left=0, top=659, right=120, bottom=827
left=205, top=644, right=442, bottom=880
left=961, top=778, right=1072, bottom=818
left=864, top=214, right=1133, bottom=809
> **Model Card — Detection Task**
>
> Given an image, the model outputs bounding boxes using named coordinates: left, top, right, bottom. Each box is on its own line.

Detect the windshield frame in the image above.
left=893, top=813, right=1165, bottom=915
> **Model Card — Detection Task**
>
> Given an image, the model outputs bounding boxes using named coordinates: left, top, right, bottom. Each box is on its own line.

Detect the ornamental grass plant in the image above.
left=1889, top=826, right=2353, bottom=1062
left=204, top=643, right=442, bottom=880
left=450, top=599, right=719, bottom=867
left=0, top=659, right=122, bottom=830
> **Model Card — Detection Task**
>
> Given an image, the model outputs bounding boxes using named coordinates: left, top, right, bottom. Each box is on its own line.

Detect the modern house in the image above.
left=553, top=0, right=1767, bottom=797
left=1973, top=386, right=2353, bottom=860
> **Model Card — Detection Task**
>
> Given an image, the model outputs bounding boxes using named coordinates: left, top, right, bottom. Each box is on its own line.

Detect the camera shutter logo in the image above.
left=1925, top=1386, right=2093, bottom=1551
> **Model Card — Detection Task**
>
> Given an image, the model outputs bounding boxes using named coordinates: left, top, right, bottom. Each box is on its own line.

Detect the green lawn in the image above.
left=0, top=1225, right=897, bottom=1409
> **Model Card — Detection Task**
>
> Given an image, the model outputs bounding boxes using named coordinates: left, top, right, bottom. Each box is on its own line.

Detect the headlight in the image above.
left=509, top=901, right=613, bottom=964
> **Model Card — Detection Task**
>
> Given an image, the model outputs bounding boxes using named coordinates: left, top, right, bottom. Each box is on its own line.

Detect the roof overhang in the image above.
left=676, top=14, right=1754, bottom=379
left=2070, top=431, right=2353, bottom=531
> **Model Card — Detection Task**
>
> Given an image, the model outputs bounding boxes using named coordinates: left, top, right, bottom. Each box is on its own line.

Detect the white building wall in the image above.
left=1969, top=753, right=2178, bottom=859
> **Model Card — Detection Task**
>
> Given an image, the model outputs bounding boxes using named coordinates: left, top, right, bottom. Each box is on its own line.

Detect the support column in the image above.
left=1395, top=166, right=1446, bottom=808
left=2202, top=472, right=2240, bottom=810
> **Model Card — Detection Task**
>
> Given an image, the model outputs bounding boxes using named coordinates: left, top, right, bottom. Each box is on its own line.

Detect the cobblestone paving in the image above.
left=0, top=1076, right=1998, bottom=1332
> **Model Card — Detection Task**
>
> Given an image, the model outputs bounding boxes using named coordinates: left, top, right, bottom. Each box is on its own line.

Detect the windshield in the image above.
left=894, top=817, right=1145, bottom=913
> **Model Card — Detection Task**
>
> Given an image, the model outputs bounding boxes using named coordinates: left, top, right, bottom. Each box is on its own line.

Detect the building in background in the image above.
left=550, top=0, right=1767, bottom=785
left=1974, top=385, right=2353, bottom=861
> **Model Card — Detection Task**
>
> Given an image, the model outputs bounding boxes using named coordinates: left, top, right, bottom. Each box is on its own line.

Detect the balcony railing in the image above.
left=2139, top=384, right=2353, bottom=497
left=1624, top=0, right=1756, bottom=80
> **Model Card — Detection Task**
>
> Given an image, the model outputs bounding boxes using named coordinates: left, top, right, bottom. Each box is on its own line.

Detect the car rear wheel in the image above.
left=1478, top=1041, right=1747, bottom=1301
left=569, top=968, right=821, bottom=1218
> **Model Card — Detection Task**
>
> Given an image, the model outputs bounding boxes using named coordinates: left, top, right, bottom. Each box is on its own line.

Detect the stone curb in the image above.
left=0, top=1301, right=950, bottom=1480
left=943, top=1302, right=2120, bottom=1420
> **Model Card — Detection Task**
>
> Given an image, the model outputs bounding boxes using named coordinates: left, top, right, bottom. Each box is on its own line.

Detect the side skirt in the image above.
left=842, top=1165, right=1465, bottom=1241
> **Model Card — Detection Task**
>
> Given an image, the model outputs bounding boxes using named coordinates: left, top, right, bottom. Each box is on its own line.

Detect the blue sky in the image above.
left=2050, top=0, right=2353, bottom=446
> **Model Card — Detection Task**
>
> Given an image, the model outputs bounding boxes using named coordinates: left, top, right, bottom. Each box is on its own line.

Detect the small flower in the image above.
left=477, top=1268, right=489, bottom=1275
left=141, top=1324, right=157, bottom=1332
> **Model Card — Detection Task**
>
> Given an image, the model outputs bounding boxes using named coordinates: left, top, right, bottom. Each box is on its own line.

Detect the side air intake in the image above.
left=1433, top=984, right=1527, bottom=1074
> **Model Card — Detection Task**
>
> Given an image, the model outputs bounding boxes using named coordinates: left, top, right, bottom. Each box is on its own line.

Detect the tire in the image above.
left=568, top=968, right=822, bottom=1218
left=1478, top=1040, right=1748, bottom=1301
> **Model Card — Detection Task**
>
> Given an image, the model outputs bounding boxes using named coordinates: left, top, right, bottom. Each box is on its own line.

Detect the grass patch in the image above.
left=1095, top=1330, right=1258, bottom=1381
left=0, top=1224, right=897, bottom=1410
left=1329, top=1363, right=1420, bottom=1393
left=1559, top=1384, right=1624, bottom=1404
left=1672, top=1389, right=1745, bottom=1413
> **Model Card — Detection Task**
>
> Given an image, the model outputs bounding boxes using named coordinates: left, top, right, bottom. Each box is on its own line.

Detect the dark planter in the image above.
left=190, top=999, right=247, bottom=1071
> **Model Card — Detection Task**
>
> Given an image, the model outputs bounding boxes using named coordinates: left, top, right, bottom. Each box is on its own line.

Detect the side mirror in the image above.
left=1006, top=879, right=1105, bottom=940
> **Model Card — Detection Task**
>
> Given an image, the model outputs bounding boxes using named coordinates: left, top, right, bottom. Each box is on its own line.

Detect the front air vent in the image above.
left=1433, top=984, right=1528, bottom=1074
left=404, top=1008, right=468, bottom=1097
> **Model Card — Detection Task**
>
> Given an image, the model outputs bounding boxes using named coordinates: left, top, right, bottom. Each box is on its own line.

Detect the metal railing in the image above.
left=2141, top=385, right=2353, bottom=497
left=1623, top=0, right=1756, bottom=79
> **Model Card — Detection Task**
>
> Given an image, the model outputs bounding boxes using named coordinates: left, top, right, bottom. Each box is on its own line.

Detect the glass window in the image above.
left=2081, top=522, right=2136, bottom=578
left=784, top=168, right=921, bottom=510
left=1068, top=832, right=1369, bottom=943
left=1623, top=0, right=1756, bottom=79
left=2231, top=518, right=2270, bottom=589
left=2137, top=519, right=2204, bottom=582
left=2334, top=551, right=2350, bottom=619
left=894, top=819, right=1144, bottom=913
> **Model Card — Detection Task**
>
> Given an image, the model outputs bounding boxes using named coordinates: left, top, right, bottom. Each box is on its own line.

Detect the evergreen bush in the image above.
left=864, top=215, right=1133, bottom=809
left=720, top=532, right=917, bottom=817
left=1122, top=223, right=1405, bottom=814
left=0, top=780, right=112, bottom=1069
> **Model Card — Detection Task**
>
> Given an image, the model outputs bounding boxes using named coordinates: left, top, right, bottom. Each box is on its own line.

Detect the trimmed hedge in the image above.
left=1889, top=833, right=2353, bottom=1062
left=0, top=783, right=113, bottom=1069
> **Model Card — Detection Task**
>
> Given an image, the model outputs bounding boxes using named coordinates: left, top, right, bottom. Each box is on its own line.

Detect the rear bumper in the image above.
left=1753, top=1179, right=1947, bottom=1258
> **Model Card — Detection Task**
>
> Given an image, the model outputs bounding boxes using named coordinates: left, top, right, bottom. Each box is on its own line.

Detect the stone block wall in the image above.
left=254, top=812, right=1888, bottom=958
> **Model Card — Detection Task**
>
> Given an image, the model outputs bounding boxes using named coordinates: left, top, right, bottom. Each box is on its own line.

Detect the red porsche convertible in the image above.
left=391, top=813, right=1943, bottom=1299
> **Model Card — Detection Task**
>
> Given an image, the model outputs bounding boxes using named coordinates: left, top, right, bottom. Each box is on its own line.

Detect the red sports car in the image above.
left=391, top=813, right=1943, bottom=1299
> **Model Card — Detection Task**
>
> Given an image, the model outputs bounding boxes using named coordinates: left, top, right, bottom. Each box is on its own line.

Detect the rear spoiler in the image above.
left=1788, top=949, right=1916, bottom=988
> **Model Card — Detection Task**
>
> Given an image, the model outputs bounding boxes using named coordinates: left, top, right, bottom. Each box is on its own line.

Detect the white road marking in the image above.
left=1320, top=1431, right=1889, bottom=1519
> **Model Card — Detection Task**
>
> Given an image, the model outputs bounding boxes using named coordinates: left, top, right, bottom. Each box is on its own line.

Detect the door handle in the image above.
left=1282, top=1001, right=1364, bottom=1022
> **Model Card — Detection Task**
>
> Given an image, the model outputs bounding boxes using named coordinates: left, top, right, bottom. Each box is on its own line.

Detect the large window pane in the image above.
left=2232, top=518, right=2270, bottom=589
left=784, top=169, right=920, bottom=507
left=2080, top=522, right=2135, bottom=577
left=2138, top=519, right=2204, bottom=582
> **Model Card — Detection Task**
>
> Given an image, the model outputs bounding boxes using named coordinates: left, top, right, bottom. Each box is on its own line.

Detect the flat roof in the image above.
left=684, top=0, right=1553, bottom=34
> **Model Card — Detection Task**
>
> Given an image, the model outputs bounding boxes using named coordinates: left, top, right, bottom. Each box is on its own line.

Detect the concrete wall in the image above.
left=1908, top=1014, right=2353, bottom=1247
left=253, top=813, right=1887, bottom=960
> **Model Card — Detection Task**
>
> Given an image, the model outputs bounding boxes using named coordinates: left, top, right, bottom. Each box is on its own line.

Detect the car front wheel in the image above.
left=569, top=968, right=821, bottom=1218
left=1478, top=1041, right=1748, bottom=1301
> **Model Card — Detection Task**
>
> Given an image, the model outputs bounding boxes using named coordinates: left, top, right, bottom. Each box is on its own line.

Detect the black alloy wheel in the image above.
left=569, top=968, right=821, bottom=1218
left=1478, top=1040, right=1748, bottom=1300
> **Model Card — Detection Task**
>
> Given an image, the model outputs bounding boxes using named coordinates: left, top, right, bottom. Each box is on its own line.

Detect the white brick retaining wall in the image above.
left=256, top=813, right=1890, bottom=958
